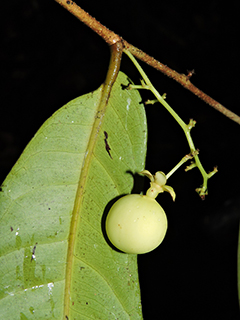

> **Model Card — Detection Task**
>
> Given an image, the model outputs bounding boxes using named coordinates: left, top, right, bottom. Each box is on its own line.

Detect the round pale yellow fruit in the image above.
left=106, top=194, right=167, bottom=254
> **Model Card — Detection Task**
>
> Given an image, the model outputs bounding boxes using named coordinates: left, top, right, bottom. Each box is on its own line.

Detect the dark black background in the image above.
left=1, top=1, right=240, bottom=319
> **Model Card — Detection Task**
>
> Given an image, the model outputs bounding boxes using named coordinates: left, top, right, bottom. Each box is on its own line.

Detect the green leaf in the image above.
left=0, top=71, right=147, bottom=319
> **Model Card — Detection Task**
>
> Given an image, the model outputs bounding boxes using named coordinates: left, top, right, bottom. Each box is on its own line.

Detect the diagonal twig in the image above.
left=54, top=0, right=240, bottom=125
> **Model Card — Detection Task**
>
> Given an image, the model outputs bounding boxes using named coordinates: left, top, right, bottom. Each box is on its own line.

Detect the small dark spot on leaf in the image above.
left=10, top=226, right=13, bottom=231
left=104, top=131, right=112, bottom=159
left=31, top=243, right=38, bottom=261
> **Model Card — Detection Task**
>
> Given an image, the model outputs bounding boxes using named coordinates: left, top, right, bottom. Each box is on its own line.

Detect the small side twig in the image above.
left=124, top=42, right=240, bottom=125
left=125, top=50, right=217, bottom=198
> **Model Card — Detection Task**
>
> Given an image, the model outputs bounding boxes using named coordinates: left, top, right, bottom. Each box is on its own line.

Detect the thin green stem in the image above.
left=124, top=49, right=186, bottom=130
left=166, top=153, right=196, bottom=180
left=124, top=49, right=217, bottom=198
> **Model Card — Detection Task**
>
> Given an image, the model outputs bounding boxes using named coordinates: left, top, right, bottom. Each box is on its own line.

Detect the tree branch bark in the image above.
left=54, top=0, right=240, bottom=125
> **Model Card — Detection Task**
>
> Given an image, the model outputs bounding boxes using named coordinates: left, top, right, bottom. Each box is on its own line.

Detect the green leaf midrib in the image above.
left=63, top=85, right=103, bottom=316
left=64, top=52, right=123, bottom=316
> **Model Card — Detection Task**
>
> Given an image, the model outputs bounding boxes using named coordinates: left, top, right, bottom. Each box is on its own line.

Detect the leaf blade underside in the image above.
left=0, top=72, right=147, bottom=319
